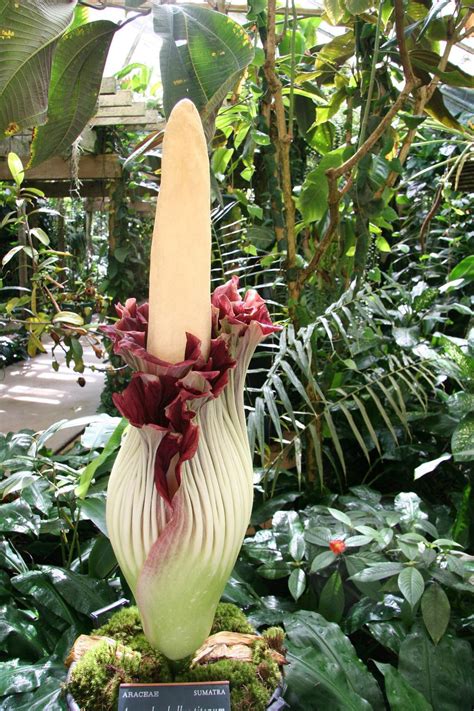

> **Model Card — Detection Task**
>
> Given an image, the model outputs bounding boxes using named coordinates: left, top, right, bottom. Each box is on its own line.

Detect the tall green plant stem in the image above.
left=358, top=0, right=384, bottom=148
left=263, top=0, right=299, bottom=316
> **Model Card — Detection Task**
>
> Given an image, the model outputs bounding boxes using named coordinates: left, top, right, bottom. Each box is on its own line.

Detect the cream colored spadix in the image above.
left=147, top=98, right=211, bottom=362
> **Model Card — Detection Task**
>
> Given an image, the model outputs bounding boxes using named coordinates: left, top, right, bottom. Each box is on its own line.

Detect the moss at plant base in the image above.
left=177, top=658, right=278, bottom=711
left=210, top=602, right=255, bottom=634
left=95, top=606, right=143, bottom=642
left=68, top=604, right=284, bottom=711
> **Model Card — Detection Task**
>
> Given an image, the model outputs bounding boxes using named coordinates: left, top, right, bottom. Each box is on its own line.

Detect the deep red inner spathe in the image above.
left=102, top=277, right=280, bottom=505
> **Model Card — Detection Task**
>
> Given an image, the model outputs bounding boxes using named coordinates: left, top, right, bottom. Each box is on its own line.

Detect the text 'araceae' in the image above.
left=103, top=99, right=279, bottom=660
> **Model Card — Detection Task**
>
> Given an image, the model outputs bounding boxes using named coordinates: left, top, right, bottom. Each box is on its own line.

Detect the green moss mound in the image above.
left=68, top=603, right=283, bottom=711
left=210, top=602, right=255, bottom=634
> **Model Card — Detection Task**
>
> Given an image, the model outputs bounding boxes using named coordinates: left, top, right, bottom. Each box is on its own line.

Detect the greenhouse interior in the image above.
left=0, top=0, right=473, bottom=709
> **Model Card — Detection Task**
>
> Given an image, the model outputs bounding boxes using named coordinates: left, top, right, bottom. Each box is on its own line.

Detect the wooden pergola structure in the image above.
left=0, top=77, right=163, bottom=198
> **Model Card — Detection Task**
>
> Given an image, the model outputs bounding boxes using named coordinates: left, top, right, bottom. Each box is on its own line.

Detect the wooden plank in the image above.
left=95, top=102, right=147, bottom=118
left=91, top=0, right=323, bottom=16
left=0, top=154, right=122, bottom=181
left=98, top=90, right=133, bottom=107
left=100, top=77, right=118, bottom=94
left=17, top=181, right=117, bottom=198
left=90, top=110, right=163, bottom=128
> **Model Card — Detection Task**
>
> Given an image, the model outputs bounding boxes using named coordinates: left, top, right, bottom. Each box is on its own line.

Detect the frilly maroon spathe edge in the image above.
left=101, top=277, right=280, bottom=506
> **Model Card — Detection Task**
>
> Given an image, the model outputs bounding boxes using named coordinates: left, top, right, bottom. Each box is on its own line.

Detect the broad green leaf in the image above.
left=30, top=21, right=117, bottom=167
left=153, top=4, right=254, bottom=139
left=314, top=30, right=355, bottom=77
left=376, top=662, right=433, bottom=710
left=350, top=562, right=404, bottom=582
left=0, top=660, right=62, bottom=697
left=80, top=496, right=108, bottom=537
left=344, top=535, right=374, bottom=547
left=451, top=414, right=474, bottom=462
left=285, top=645, right=371, bottom=710
left=324, top=0, right=348, bottom=24
left=399, top=629, right=474, bottom=711
left=279, top=29, right=306, bottom=63
left=299, top=150, right=344, bottom=223
left=285, top=611, right=384, bottom=709
left=0, top=472, right=38, bottom=498
left=345, top=0, right=374, bottom=14
left=0, top=501, right=40, bottom=536
left=288, top=569, right=306, bottom=601
left=319, top=571, right=345, bottom=623
left=0, top=675, right=66, bottom=710
left=449, top=255, right=474, bottom=282
left=51, top=311, right=84, bottom=326
left=30, top=228, right=49, bottom=246
left=310, top=550, right=337, bottom=572
left=305, top=526, right=332, bottom=546
left=425, top=87, right=461, bottom=129
left=246, top=226, right=275, bottom=250
left=328, top=507, right=352, bottom=527
left=421, top=584, right=450, bottom=645
left=0, top=604, right=44, bottom=661
left=222, top=572, right=262, bottom=608
left=250, top=491, right=300, bottom=526
left=376, top=235, right=391, bottom=253
left=367, top=621, right=407, bottom=654
left=7, top=152, right=24, bottom=185
left=88, top=535, right=117, bottom=579
left=410, top=50, right=474, bottom=88
left=447, top=392, right=474, bottom=419
left=398, top=567, right=424, bottom=607
left=2, top=246, right=25, bottom=267
left=257, top=561, right=292, bottom=579
left=76, top=418, right=127, bottom=498
left=0, top=1, right=76, bottom=135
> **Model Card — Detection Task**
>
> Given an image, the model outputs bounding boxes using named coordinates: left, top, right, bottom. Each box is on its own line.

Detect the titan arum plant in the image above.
left=103, top=99, right=279, bottom=660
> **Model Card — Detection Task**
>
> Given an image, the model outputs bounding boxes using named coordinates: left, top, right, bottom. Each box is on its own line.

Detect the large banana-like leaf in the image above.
left=29, top=20, right=117, bottom=168
left=153, top=3, right=254, bottom=139
left=0, top=0, right=76, bottom=136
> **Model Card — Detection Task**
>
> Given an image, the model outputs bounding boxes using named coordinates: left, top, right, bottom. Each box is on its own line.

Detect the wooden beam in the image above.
left=95, top=102, right=147, bottom=117
left=19, top=181, right=119, bottom=198
left=86, top=1, right=324, bottom=16
left=90, top=110, right=163, bottom=128
left=0, top=154, right=122, bottom=181
left=98, top=90, right=133, bottom=107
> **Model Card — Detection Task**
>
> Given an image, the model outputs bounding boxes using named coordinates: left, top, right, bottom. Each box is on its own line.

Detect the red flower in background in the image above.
left=329, top=539, right=346, bottom=555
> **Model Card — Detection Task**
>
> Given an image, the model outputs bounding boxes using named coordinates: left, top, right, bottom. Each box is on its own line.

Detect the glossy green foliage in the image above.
left=0, top=0, right=76, bottom=135
left=0, top=418, right=125, bottom=709
left=30, top=21, right=118, bottom=168
left=153, top=4, right=254, bottom=138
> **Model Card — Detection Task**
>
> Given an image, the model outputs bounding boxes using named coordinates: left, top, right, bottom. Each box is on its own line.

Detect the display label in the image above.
left=118, top=681, right=231, bottom=711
